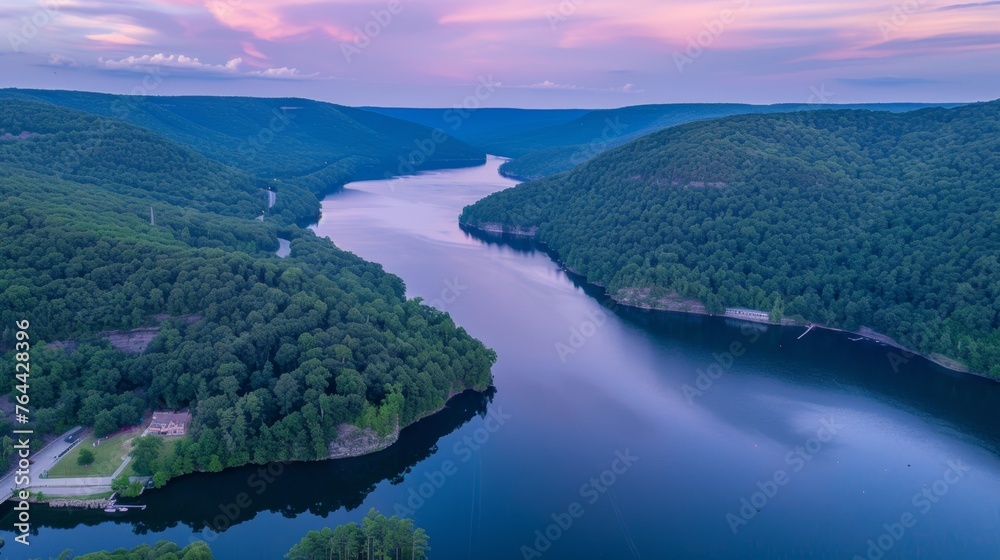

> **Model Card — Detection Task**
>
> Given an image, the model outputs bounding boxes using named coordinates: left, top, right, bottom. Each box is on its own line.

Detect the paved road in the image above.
left=0, top=427, right=82, bottom=502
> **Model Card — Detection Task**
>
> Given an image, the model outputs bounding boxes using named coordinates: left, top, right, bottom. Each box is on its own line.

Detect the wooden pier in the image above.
left=104, top=495, right=147, bottom=513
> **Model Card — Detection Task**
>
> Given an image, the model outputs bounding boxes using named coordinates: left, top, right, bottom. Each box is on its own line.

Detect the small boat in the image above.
left=118, top=507, right=129, bottom=512
left=103, top=507, right=117, bottom=513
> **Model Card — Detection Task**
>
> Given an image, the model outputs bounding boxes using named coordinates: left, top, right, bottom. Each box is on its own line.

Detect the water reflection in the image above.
left=2, top=389, right=495, bottom=535
left=463, top=222, right=1000, bottom=455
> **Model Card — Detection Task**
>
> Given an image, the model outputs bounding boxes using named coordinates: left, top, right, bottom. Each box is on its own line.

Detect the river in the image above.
left=5, top=156, right=1000, bottom=559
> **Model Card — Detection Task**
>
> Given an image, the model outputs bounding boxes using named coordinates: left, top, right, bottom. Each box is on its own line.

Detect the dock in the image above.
left=797, top=324, right=815, bottom=340
left=105, top=495, right=147, bottom=513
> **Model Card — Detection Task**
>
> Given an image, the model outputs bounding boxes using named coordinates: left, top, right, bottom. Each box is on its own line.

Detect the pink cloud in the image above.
left=241, top=41, right=269, bottom=59
left=1, top=0, right=997, bottom=105
left=85, top=32, right=150, bottom=46
left=200, top=0, right=355, bottom=41
left=439, top=4, right=543, bottom=25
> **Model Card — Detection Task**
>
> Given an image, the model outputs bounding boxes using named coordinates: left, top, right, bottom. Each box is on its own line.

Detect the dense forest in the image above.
left=372, top=103, right=954, bottom=181
left=285, top=509, right=430, bottom=560
left=46, top=541, right=212, bottom=560
left=461, top=102, right=1000, bottom=376
left=0, top=98, right=496, bottom=474
left=37, top=509, right=426, bottom=559
left=0, top=89, right=486, bottom=225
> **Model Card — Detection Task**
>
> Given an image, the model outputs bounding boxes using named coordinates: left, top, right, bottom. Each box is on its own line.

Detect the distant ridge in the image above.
left=369, top=101, right=963, bottom=180
left=0, top=88, right=486, bottom=224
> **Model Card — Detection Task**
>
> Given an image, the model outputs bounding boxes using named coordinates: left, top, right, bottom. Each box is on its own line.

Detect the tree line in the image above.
left=38, top=508, right=426, bottom=559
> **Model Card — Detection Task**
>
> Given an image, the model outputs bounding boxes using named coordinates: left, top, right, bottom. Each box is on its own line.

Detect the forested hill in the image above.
left=461, top=102, right=1000, bottom=376
left=0, top=89, right=485, bottom=223
left=368, top=102, right=956, bottom=181
left=0, top=98, right=496, bottom=476
left=362, top=106, right=589, bottom=149
left=0, top=99, right=267, bottom=218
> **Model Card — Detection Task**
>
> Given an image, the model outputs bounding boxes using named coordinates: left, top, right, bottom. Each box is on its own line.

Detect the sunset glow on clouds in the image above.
left=2, top=0, right=998, bottom=106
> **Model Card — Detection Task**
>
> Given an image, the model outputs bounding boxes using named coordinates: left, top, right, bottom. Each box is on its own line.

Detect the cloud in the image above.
left=508, top=80, right=642, bottom=93
left=249, top=67, right=319, bottom=79
left=202, top=0, right=355, bottom=41
left=241, top=41, right=269, bottom=60
left=836, top=76, right=937, bottom=87
left=606, top=82, right=644, bottom=93
left=934, top=1, right=1000, bottom=10
left=867, top=32, right=1000, bottom=52
left=97, top=53, right=242, bottom=74
left=3, top=0, right=997, bottom=105
left=520, top=80, right=584, bottom=90
left=439, top=5, right=542, bottom=25
left=47, top=53, right=78, bottom=67
left=95, top=52, right=323, bottom=80
left=85, top=32, right=149, bottom=46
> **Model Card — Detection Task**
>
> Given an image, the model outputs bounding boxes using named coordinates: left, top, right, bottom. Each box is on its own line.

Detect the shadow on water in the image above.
left=617, top=305, right=1000, bottom=452
left=1, top=388, right=495, bottom=535
left=464, top=225, right=1000, bottom=454
left=458, top=224, right=541, bottom=256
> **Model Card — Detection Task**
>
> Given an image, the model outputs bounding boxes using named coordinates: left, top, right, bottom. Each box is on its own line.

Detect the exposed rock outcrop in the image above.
left=327, top=424, right=399, bottom=459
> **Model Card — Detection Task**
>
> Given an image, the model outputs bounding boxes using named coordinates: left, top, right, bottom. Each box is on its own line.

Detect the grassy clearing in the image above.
left=47, top=433, right=133, bottom=478
left=39, top=490, right=114, bottom=500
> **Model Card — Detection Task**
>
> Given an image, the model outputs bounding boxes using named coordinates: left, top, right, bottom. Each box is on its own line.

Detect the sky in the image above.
left=2, top=0, right=999, bottom=108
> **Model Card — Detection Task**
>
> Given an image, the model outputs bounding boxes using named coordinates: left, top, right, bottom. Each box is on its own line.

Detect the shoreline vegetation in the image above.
left=33, top=508, right=427, bottom=559
left=459, top=223, right=991, bottom=381
left=327, top=387, right=468, bottom=460
left=29, top=387, right=478, bottom=506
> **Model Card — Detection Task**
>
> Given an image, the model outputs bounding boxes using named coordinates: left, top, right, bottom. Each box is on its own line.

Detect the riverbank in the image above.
left=617, top=283, right=988, bottom=380
left=30, top=488, right=113, bottom=508
left=328, top=386, right=473, bottom=458
left=92, top=388, right=488, bottom=502
left=458, top=222, right=993, bottom=382
left=15, top=387, right=489, bottom=515
left=496, top=165, right=535, bottom=183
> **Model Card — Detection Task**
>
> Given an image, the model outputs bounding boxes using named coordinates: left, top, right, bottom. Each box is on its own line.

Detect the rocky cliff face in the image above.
left=327, top=424, right=399, bottom=459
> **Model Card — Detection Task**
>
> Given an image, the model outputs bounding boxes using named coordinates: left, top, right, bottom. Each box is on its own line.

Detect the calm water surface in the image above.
left=5, top=156, right=1000, bottom=559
